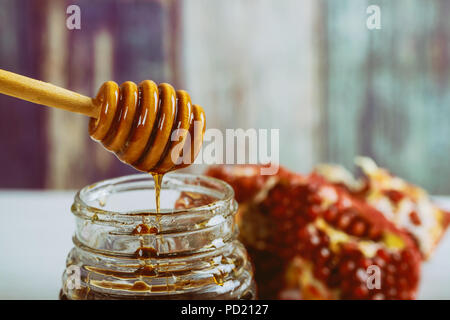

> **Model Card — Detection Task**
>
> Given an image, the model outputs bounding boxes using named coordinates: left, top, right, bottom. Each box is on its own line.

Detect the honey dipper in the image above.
left=0, top=68, right=206, bottom=174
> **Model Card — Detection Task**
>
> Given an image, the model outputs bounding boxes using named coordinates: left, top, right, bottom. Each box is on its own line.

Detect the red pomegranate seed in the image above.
left=409, top=211, right=421, bottom=226
left=350, top=219, right=367, bottom=237
left=339, top=260, right=356, bottom=275
left=376, top=248, right=390, bottom=263
left=307, top=194, right=322, bottom=205
left=314, top=266, right=331, bottom=280
left=353, top=285, right=369, bottom=299
left=367, top=226, right=383, bottom=240
left=336, top=212, right=353, bottom=229
left=307, top=205, right=321, bottom=220
left=323, top=206, right=338, bottom=222
left=357, top=257, right=372, bottom=269
left=385, top=275, right=396, bottom=286
left=384, top=189, right=404, bottom=204
left=397, top=277, right=408, bottom=289
left=386, top=264, right=397, bottom=274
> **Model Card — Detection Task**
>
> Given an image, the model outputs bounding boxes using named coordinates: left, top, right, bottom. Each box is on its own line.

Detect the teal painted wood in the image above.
left=324, top=0, right=450, bottom=194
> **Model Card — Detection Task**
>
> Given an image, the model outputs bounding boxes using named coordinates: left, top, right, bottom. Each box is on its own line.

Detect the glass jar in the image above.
left=60, top=173, right=256, bottom=300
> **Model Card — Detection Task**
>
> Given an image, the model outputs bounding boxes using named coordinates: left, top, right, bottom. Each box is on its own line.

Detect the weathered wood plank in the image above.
left=181, top=0, right=325, bottom=174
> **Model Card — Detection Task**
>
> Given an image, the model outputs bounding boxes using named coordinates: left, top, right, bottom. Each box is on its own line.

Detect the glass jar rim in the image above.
left=72, top=173, right=236, bottom=224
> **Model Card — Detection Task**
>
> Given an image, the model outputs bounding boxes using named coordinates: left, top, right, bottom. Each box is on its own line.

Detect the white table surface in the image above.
left=0, top=191, right=449, bottom=300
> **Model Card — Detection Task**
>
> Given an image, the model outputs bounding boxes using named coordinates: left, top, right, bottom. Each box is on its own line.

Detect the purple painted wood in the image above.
left=0, top=0, right=47, bottom=188
left=0, top=0, right=177, bottom=188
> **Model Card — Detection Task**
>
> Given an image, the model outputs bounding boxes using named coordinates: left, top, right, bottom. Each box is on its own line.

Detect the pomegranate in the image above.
left=206, top=164, right=424, bottom=300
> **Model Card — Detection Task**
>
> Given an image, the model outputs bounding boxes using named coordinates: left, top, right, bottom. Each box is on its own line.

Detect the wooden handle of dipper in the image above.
left=0, top=68, right=100, bottom=118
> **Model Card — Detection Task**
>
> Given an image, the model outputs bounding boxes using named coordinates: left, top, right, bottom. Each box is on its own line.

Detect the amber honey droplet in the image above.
left=134, top=247, right=158, bottom=259
left=132, top=223, right=158, bottom=235
left=134, top=265, right=157, bottom=277
left=131, top=281, right=151, bottom=292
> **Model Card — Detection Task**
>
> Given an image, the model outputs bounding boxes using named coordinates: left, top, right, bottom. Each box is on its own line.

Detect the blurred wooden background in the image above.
left=0, top=0, right=449, bottom=194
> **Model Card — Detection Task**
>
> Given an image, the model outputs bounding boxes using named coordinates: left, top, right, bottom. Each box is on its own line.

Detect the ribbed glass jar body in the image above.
left=60, top=173, right=255, bottom=300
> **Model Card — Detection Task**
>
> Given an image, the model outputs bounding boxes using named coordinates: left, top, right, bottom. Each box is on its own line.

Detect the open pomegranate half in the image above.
left=206, top=164, right=428, bottom=300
